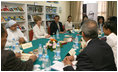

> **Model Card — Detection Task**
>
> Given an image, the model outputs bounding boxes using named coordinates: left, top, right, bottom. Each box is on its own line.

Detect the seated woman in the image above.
left=5, top=20, right=27, bottom=47
left=33, top=16, right=50, bottom=40
left=103, top=21, right=117, bottom=65
left=97, top=16, right=105, bottom=33
left=80, top=15, right=88, bottom=27
left=65, top=16, right=72, bottom=31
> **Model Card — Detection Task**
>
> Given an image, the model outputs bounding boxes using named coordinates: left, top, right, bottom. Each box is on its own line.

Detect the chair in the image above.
left=62, top=25, right=65, bottom=30
left=48, top=26, right=51, bottom=34
left=29, top=30, right=33, bottom=41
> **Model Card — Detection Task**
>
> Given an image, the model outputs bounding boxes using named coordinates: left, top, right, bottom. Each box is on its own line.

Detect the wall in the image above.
left=8, top=1, right=70, bottom=25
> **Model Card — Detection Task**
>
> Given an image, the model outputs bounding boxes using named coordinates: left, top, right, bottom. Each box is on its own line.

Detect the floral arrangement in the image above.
left=46, top=38, right=62, bottom=51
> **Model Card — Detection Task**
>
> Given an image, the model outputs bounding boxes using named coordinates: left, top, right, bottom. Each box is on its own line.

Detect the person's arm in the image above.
left=42, top=26, right=48, bottom=36
left=60, top=22, right=64, bottom=32
left=4, top=51, right=34, bottom=71
left=18, top=29, right=28, bottom=42
left=63, top=52, right=94, bottom=71
left=50, top=22, right=54, bottom=35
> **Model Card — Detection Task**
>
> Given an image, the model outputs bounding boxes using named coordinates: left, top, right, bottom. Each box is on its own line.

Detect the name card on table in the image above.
left=21, top=42, right=32, bottom=49
left=64, top=38, right=72, bottom=42
left=69, top=48, right=76, bottom=56
left=21, top=53, right=33, bottom=61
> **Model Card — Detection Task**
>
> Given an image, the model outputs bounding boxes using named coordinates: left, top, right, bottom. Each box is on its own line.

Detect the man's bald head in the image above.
left=81, top=19, right=98, bottom=39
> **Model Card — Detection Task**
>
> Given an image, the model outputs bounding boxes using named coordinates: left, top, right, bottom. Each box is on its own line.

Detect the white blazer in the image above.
left=65, top=21, right=72, bottom=30
left=106, top=33, right=117, bottom=65
left=5, top=28, right=28, bottom=47
left=33, top=24, right=48, bottom=40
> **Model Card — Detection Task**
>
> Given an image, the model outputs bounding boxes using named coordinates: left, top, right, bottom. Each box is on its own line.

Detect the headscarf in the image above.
left=6, top=20, right=16, bottom=28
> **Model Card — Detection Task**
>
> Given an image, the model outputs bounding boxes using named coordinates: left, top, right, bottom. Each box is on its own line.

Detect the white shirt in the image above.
left=106, top=33, right=117, bottom=65
left=65, top=21, right=72, bottom=30
left=57, top=22, right=60, bottom=31
left=33, top=24, right=48, bottom=40
left=5, top=28, right=28, bottom=47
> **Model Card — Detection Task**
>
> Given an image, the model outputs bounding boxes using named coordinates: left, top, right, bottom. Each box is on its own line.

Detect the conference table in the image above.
left=22, top=31, right=104, bottom=71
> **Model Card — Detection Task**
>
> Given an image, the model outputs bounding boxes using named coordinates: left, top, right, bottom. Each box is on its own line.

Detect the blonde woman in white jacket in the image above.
left=33, top=16, right=50, bottom=40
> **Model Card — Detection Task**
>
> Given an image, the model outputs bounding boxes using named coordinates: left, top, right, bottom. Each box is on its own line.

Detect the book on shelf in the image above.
left=35, top=6, right=43, bottom=13
left=1, top=17, right=5, bottom=22
left=13, top=7, right=19, bottom=11
left=17, top=7, right=24, bottom=11
left=46, top=6, right=57, bottom=14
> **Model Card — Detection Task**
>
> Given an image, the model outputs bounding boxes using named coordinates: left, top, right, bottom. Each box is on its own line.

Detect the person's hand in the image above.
left=59, top=31, right=65, bottom=33
left=19, top=37, right=25, bottom=44
left=63, top=57, right=72, bottom=66
left=29, top=55, right=37, bottom=62
left=45, top=35, right=50, bottom=38
left=65, top=56, right=74, bottom=62
left=15, top=53, right=21, bottom=58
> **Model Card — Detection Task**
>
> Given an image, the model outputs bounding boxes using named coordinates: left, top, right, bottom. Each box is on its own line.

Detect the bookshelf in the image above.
left=45, top=6, right=58, bottom=29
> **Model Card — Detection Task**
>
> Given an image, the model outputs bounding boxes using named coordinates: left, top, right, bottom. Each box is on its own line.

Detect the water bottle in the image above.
left=14, top=42, right=20, bottom=53
left=12, top=38, right=16, bottom=47
left=53, top=33, right=55, bottom=39
left=12, top=45, right=16, bottom=51
left=72, top=24, right=75, bottom=33
left=74, top=36, right=79, bottom=49
left=43, top=45, right=47, bottom=56
left=56, top=30, right=59, bottom=39
left=56, top=42, right=61, bottom=60
left=38, top=44, right=43, bottom=61
left=44, top=55, right=51, bottom=71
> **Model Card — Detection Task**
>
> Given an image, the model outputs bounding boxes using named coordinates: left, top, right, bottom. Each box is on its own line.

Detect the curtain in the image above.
left=98, top=1, right=107, bottom=21
left=107, top=1, right=117, bottom=18
left=70, top=1, right=82, bottom=22
left=70, top=1, right=82, bottom=29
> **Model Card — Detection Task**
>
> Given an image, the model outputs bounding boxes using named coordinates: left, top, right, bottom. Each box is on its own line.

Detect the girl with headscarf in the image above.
left=5, top=20, right=28, bottom=47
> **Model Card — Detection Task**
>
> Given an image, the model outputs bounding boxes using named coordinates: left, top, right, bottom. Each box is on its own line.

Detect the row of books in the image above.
left=46, top=6, right=57, bottom=14
left=1, top=5, right=24, bottom=11
left=1, top=16, right=25, bottom=22
left=46, top=14, right=55, bottom=20
left=28, top=6, right=43, bottom=13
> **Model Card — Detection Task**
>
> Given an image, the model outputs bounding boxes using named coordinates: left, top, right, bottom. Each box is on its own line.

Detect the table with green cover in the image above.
left=23, top=32, right=82, bottom=67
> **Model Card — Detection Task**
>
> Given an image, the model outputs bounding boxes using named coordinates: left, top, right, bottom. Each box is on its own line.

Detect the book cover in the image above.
left=17, top=7, right=24, bottom=11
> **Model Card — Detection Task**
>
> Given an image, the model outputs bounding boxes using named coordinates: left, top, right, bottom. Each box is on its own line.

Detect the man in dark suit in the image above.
left=50, top=15, right=65, bottom=35
left=63, top=20, right=117, bottom=71
left=1, top=24, right=37, bottom=71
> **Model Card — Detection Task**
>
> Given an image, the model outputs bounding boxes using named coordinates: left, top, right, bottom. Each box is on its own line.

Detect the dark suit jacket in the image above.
left=1, top=50, right=33, bottom=71
left=50, top=21, right=64, bottom=35
left=63, top=38, right=117, bottom=71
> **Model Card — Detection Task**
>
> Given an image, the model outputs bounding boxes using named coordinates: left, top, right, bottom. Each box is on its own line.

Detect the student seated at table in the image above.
left=80, top=15, right=88, bottom=27
left=33, top=16, right=50, bottom=40
left=63, top=20, right=116, bottom=71
left=5, top=20, right=28, bottom=47
left=103, top=21, right=117, bottom=66
left=1, top=24, right=37, bottom=71
left=97, top=16, right=105, bottom=33
left=50, top=15, right=65, bottom=35
left=65, top=16, right=73, bottom=31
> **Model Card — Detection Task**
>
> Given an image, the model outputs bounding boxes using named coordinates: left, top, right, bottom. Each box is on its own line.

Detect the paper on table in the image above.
left=69, top=48, right=76, bottom=56
left=51, top=61, right=77, bottom=71
left=21, top=53, right=33, bottom=61
left=21, top=42, right=32, bottom=49
left=51, top=61, right=64, bottom=71
left=64, top=38, right=72, bottom=42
